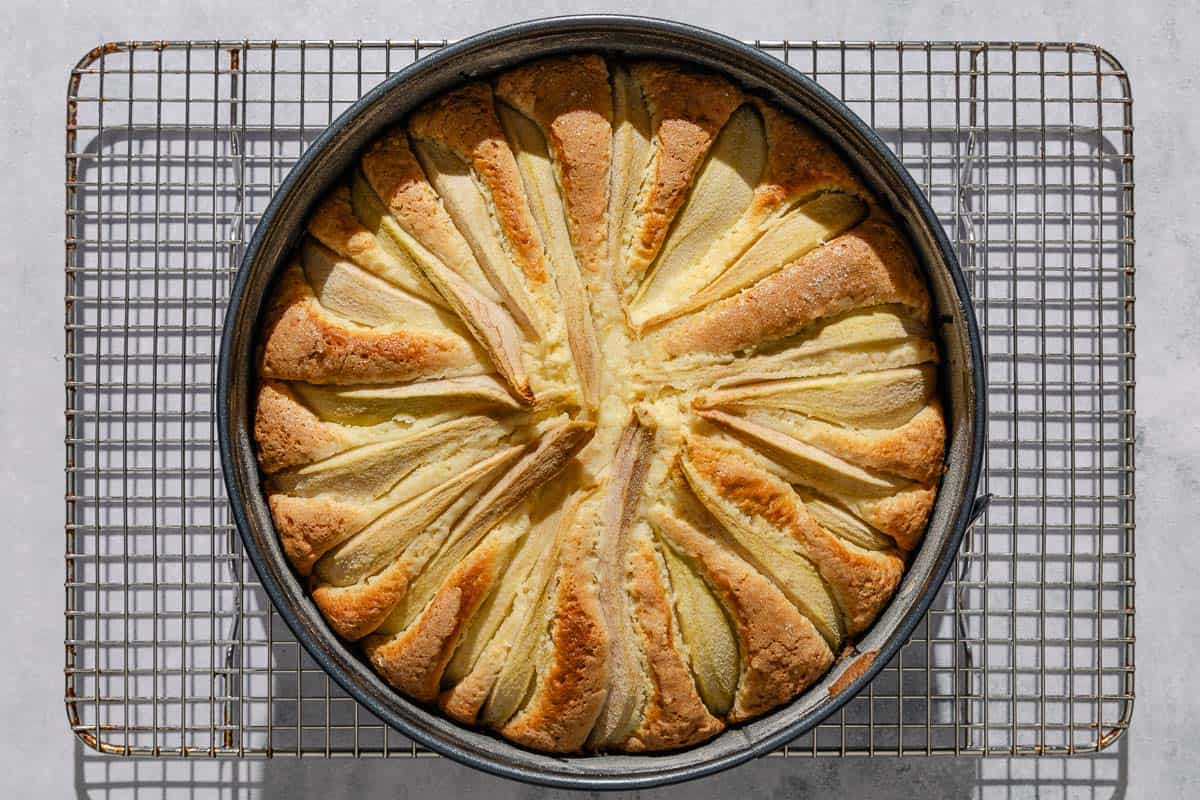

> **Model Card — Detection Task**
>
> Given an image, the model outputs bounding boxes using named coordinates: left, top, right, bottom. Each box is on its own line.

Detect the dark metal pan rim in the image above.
left=218, top=13, right=986, bottom=790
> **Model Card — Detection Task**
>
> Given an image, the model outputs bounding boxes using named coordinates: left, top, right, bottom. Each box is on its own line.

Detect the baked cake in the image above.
left=253, top=55, right=945, bottom=754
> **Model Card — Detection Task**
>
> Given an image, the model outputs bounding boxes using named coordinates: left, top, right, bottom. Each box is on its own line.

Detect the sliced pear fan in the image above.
left=697, top=408, right=934, bottom=549
left=300, top=238, right=461, bottom=333
left=629, top=104, right=767, bottom=329
left=679, top=443, right=844, bottom=648
left=696, top=364, right=937, bottom=429
left=410, top=137, right=544, bottom=338
left=608, top=64, right=654, bottom=285
left=497, top=102, right=602, bottom=408
left=617, top=62, right=743, bottom=283
left=696, top=409, right=902, bottom=497
left=669, top=192, right=867, bottom=322
left=358, top=130, right=500, bottom=301
left=658, top=535, right=739, bottom=716
left=705, top=335, right=939, bottom=391
left=291, top=375, right=522, bottom=427
left=476, top=486, right=591, bottom=728
left=441, top=495, right=566, bottom=724
left=649, top=485, right=834, bottom=722
left=269, top=415, right=503, bottom=501
left=254, top=380, right=398, bottom=474
left=351, top=170, right=534, bottom=403
left=306, top=184, right=443, bottom=305
left=588, top=416, right=655, bottom=747
left=442, top=498, right=553, bottom=686
left=313, top=444, right=524, bottom=587
left=683, top=436, right=906, bottom=637
left=479, top=549, right=558, bottom=727
left=374, top=419, right=593, bottom=637
left=643, top=308, right=935, bottom=392
left=361, top=508, right=532, bottom=701
left=797, top=491, right=895, bottom=552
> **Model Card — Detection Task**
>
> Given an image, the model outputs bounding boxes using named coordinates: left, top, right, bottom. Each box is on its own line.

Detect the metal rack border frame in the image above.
left=63, top=37, right=1135, bottom=760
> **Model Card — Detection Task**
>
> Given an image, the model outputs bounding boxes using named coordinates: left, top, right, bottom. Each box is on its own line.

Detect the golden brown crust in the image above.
left=752, top=100, right=870, bottom=211
left=650, top=491, right=834, bottom=722
left=409, top=83, right=548, bottom=285
left=683, top=436, right=905, bottom=637
left=311, top=559, right=410, bottom=641
left=307, top=186, right=395, bottom=272
left=662, top=219, right=932, bottom=357
left=799, top=402, right=947, bottom=485
left=858, top=484, right=938, bottom=551
left=494, top=55, right=612, bottom=276
left=259, top=263, right=484, bottom=384
left=625, top=62, right=743, bottom=276
left=363, top=535, right=511, bottom=702
left=620, top=538, right=724, bottom=752
left=360, top=130, right=488, bottom=287
left=268, top=494, right=370, bottom=576
left=500, top=517, right=608, bottom=752
left=828, top=650, right=879, bottom=697
left=254, top=380, right=343, bottom=474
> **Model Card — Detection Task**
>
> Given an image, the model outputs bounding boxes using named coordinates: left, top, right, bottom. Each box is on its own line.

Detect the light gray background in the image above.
left=2, top=0, right=1195, bottom=797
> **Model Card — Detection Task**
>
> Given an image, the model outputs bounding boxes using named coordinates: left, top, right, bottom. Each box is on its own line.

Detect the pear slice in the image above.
left=629, top=104, right=766, bottom=329
left=619, top=63, right=743, bottom=283
left=797, top=492, right=895, bottom=552
left=359, top=130, right=499, bottom=302
left=439, top=479, right=572, bottom=724
left=269, top=415, right=500, bottom=502
left=255, top=379, right=409, bottom=474
left=767, top=307, right=932, bottom=357
left=689, top=335, right=939, bottom=394
left=649, top=480, right=833, bottom=722
left=700, top=410, right=935, bottom=550
left=497, top=102, right=602, bottom=408
left=410, top=138, right=542, bottom=338
left=609, top=64, right=654, bottom=288
left=479, top=544, right=560, bottom=727
left=658, top=534, right=739, bottom=716
left=299, top=238, right=460, bottom=333
left=352, top=170, right=534, bottom=403
left=376, top=420, right=593, bottom=636
left=679, top=443, right=844, bottom=648
left=643, top=307, right=935, bottom=392
left=476, top=487, right=586, bottom=728
left=588, top=416, right=655, bottom=747
left=696, top=364, right=937, bottom=429
left=446, top=419, right=594, bottom=555
left=313, top=444, right=523, bottom=587
left=307, top=184, right=443, bottom=305
left=291, top=375, right=521, bottom=427
left=443, top=498, right=554, bottom=686
left=696, top=408, right=900, bottom=496
left=666, top=192, right=867, bottom=322
left=360, top=503, right=532, bottom=701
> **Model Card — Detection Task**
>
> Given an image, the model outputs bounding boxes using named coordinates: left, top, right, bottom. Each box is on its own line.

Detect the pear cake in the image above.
left=253, top=54, right=946, bottom=754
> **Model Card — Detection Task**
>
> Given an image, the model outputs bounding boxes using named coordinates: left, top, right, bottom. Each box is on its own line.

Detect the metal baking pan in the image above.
left=218, top=14, right=986, bottom=789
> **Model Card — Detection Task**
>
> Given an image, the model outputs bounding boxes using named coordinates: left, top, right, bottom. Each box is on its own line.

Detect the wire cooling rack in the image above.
left=63, top=39, right=1134, bottom=759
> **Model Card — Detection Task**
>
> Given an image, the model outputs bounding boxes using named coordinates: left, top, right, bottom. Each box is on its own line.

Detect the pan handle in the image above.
left=967, top=493, right=992, bottom=527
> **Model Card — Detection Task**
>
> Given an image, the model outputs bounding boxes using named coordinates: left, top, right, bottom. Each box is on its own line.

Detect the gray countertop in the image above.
left=3, top=0, right=1196, bottom=797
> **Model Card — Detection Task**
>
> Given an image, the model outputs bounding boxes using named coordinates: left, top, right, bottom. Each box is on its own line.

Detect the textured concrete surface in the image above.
left=2, top=0, right=1195, bottom=797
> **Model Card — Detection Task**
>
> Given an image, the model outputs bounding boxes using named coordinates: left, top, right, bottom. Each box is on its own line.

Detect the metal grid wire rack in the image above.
left=64, top=38, right=1135, bottom=760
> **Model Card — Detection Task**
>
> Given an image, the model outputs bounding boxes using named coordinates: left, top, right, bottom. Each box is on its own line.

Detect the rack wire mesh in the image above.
left=63, top=39, right=1135, bottom=759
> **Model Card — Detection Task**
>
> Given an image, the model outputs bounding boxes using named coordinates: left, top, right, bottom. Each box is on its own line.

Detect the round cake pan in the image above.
left=218, top=14, right=986, bottom=790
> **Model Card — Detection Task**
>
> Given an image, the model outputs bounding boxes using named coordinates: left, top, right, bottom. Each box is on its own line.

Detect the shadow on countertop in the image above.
left=73, top=738, right=1127, bottom=799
